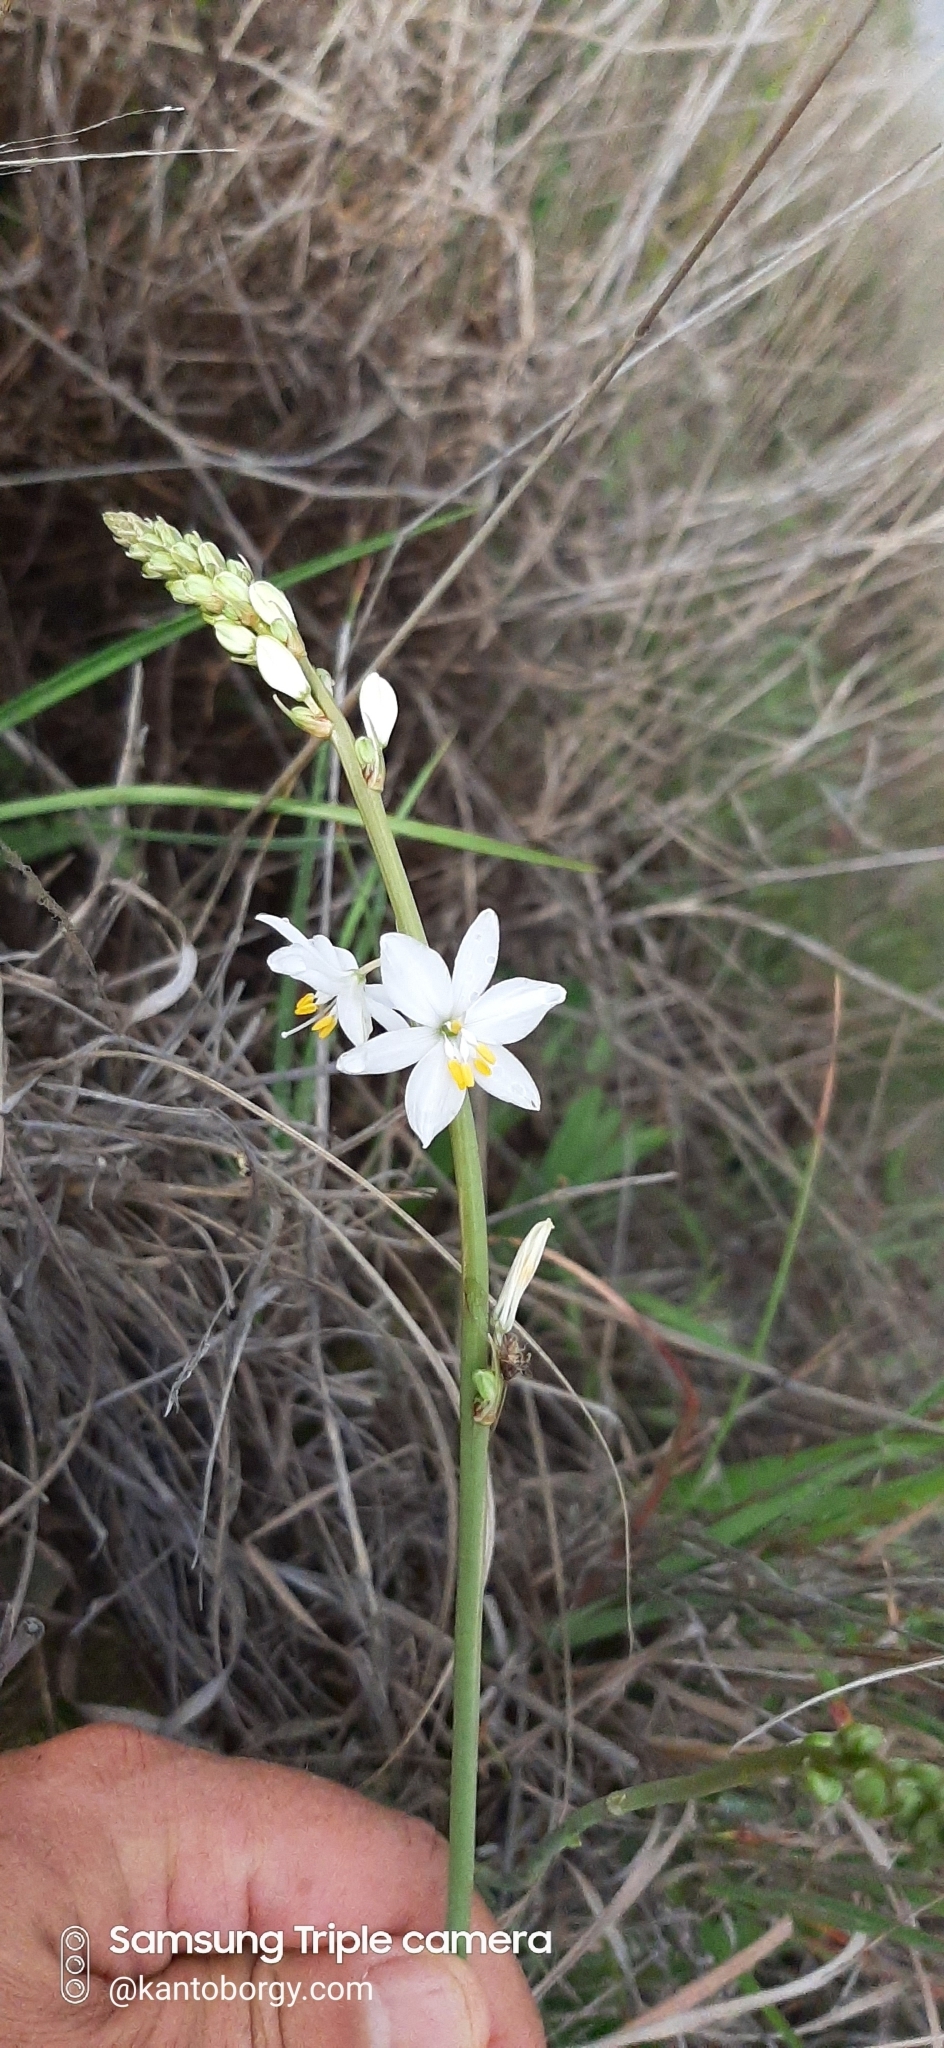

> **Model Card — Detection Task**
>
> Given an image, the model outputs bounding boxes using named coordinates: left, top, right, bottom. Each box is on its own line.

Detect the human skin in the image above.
left=0, top=1723, right=546, bottom=2047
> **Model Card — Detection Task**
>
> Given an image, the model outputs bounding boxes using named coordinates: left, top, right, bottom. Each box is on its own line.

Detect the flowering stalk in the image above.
left=295, top=650, right=493, bottom=1933
left=250, top=649, right=493, bottom=1932
left=102, top=512, right=500, bottom=1938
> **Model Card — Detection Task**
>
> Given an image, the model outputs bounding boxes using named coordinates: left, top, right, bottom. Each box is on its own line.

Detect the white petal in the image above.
left=365, top=988, right=407, bottom=1033
left=359, top=671, right=398, bottom=747
left=379, top=933, right=452, bottom=1026
left=450, top=908, right=500, bottom=1014
left=475, top=1044, right=540, bottom=1111
left=256, top=636, right=308, bottom=700
left=493, top=1219, right=554, bottom=1335
left=466, top=976, right=566, bottom=1046
left=263, top=932, right=355, bottom=995
left=336, top=1026, right=436, bottom=1076
left=249, top=579, right=297, bottom=627
left=257, top=913, right=307, bottom=946
left=336, top=980, right=372, bottom=1045
left=405, top=1043, right=464, bottom=1147
left=262, top=941, right=323, bottom=981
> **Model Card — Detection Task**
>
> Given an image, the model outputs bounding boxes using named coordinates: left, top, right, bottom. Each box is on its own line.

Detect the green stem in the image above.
left=300, top=659, right=425, bottom=942
left=521, top=1745, right=805, bottom=1888
left=446, top=1098, right=492, bottom=1934
left=300, top=654, right=493, bottom=1937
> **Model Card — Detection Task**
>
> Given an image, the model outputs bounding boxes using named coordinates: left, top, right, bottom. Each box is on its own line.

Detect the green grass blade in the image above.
left=0, top=511, right=471, bottom=735
left=0, top=783, right=590, bottom=871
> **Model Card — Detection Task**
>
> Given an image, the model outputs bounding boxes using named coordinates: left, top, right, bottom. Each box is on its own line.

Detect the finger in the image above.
left=0, top=1725, right=545, bottom=2048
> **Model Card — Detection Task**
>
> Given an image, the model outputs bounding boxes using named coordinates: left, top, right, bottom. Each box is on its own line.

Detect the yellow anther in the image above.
left=294, top=992, right=317, bottom=1016
left=473, top=1043, right=496, bottom=1077
left=447, top=1056, right=475, bottom=1091
left=312, top=1012, right=337, bottom=1039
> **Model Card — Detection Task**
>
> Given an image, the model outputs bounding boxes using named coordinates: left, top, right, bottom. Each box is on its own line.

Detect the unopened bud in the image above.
left=215, top=621, right=257, bottom=659
left=256, top=637, right=309, bottom=701
left=214, top=569, right=254, bottom=613
left=249, top=580, right=297, bottom=628
left=196, top=540, right=227, bottom=576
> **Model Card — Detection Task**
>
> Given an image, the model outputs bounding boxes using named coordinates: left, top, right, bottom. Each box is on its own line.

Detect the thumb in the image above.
left=270, top=1950, right=491, bottom=2047
left=362, top=1953, right=490, bottom=2048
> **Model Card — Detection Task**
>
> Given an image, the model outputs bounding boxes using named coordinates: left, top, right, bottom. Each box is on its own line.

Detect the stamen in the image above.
left=294, top=992, right=317, bottom=1016
left=312, top=1012, right=337, bottom=1040
left=473, top=1043, right=496, bottom=1077
left=447, top=1056, right=475, bottom=1090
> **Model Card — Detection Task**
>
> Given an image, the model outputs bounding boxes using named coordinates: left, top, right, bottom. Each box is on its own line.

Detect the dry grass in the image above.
left=2, top=0, right=944, bottom=2037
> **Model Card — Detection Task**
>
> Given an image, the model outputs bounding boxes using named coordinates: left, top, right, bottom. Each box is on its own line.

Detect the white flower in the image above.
left=258, top=916, right=401, bottom=1045
left=335, top=908, right=566, bottom=1147
left=493, top=1219, right=554, bottom=1335
left=359, top=671, right=398, bottom=748
left=255, top=636, right=308, bottom=701
left=249, top=580, right=297, bottom=628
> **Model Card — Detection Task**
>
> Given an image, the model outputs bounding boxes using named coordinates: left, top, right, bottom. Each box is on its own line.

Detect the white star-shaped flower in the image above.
left=258, top=916, right=401, bottom=1045
left=335, top=908, right=565, bottom=1146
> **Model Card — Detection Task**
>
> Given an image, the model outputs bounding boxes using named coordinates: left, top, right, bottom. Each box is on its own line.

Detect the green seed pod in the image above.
left=910, top=1764, right=944, bottom=1796
left=849, top=1767, right=888, bottom=1818
left=804, top=1732, right=839, bottom=1758
left=804, top=1767, right=844, bottom=1808
left=891, top=1779, right=927, bottom=1827
left=837, top=1722, right=884, bottom=1763
left=909, top=1809, right=944, bottom=1853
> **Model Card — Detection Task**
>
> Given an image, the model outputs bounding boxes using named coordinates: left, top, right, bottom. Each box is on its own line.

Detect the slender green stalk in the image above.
left=446, top=1099, right=492, bottom=1934
left=272, top=749, right=331, bottom=1120
left=300, top=654, right=494, bottom=1937
left=522, top=1745, right=803, bottom=1887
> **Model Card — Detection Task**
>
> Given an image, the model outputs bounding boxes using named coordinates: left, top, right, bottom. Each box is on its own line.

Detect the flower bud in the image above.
left=249, top=579, right=297, bottom=628
left=256, top=636, right=309, bottom=701
left=196, top=540, right=227, bottom=576
left=214, top=621, right=257, bottom=659
left=171, top=574, right=221, bottom=609
left=493, top=1219, right=554, bottom=1335
left=359, top=671, right=398, bottom=748
left=214, top=569, right=254, bottom=612
left=139, top=549, right=180, bottom=579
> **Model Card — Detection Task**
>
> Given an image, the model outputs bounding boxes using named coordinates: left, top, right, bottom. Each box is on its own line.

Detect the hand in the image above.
left=0, top=1723, right=546, bottom=2047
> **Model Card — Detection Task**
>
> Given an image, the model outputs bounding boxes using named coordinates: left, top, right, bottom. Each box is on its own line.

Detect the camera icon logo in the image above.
left=60, top=1926, right=90, bottom=2002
